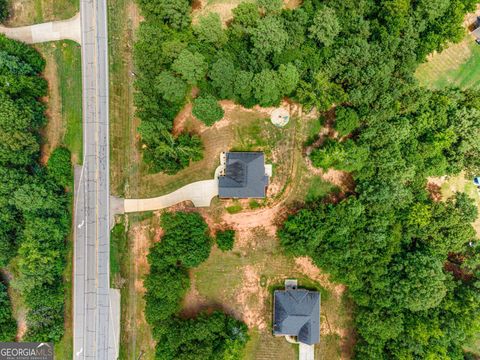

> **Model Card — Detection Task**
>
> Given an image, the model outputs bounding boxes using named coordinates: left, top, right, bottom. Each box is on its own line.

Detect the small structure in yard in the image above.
left=218, top=152, right=271, bottom=198
left=470, top=16, right=480, bottom=41
left=271, top=107, right=290, bottom=127
left=273, top=280, right=321, bottom=346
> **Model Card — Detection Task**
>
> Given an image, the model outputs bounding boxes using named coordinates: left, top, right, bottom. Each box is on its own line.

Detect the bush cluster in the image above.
left=144, top=212, right=248, bottom=358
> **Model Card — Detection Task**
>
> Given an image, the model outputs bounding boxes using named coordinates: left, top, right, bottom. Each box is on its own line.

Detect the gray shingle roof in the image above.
left=219, top=152, right=268, bottom=198
left=273, top=289, right=320, bottom=345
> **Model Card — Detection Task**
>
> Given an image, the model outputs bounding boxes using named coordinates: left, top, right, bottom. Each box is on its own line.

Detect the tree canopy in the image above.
left=0, top=35, right=71, bottom=342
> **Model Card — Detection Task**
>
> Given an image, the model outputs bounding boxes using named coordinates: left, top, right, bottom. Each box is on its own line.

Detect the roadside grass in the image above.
left=110, top=218, right=127, bottom=284
left=36, top=41, right=83, bottom=163
left=6, top=0, right=78, bottom=26
left=55, top=224, right=74, bottom=358
left=416, top=35, right=480, bottom=89
left=118, top=213, right=156, bottom=360
left=192, top=228, right=353, bottom=360
left=108, top=0, right=139, bottom=197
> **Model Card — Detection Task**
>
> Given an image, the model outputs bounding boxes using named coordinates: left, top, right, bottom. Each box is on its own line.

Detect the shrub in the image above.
left=216, top=229, right=235, bottom=251
left=334, top=107, right=360, bottom=136
left=192, top=95, right=224, bottom=126
left=0, top=282, right=16, bottom=341
left=0, top=0, right=9, bottom=22
left=47, top=147, right=72, bottom=187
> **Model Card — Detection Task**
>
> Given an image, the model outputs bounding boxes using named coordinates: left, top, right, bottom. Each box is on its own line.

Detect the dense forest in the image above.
left=144, top=211, right=248, bottom=359
left=0, top=35, right=72, bottom=342
left=280, top=88, right=480, bottom=358
left=134, top=0, right=480, bottom=358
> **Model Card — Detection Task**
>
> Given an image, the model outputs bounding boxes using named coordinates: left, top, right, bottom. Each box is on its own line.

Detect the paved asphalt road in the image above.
left=73, top=0, right=112, bottom=358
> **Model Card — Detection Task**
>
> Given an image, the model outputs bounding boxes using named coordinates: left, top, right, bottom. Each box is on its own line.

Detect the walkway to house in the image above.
left=0, top=13, right=81, bottom=44
left=123, top=179, right=219, bottom=213
left=299, top=343, right=315, bottom=360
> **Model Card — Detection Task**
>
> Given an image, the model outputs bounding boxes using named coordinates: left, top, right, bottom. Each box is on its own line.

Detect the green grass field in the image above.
left=416, top=35, right=480, bottom=89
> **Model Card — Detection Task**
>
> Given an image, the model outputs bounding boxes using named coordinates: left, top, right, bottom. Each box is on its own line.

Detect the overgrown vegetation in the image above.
left=216, top=229, right=235, bottom=251
left=0, top=0, right=8, bottom=22
left=0, top=35, right=71, bottom=342
left=144, top=211, right=248, bottom=359
left=0, top=281, right=16, bottom=341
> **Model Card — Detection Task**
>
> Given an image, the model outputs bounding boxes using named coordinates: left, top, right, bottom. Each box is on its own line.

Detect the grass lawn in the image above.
left=36, top=41, right=83, bottom=163
left=108, top=0, right=140, bottom=197
left=6, top=0, right=78, bottom=26
left=416, top=35, right=480, bottom=89
left=189, top=228, right=354, bottom=359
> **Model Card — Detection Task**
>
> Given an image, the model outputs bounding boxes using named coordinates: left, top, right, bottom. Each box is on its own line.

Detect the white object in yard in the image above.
left=271, top=108, right=290, bottom=127
left=265, top=164, right=273, bottom=177
left=299, top=343, right=315, bottom=360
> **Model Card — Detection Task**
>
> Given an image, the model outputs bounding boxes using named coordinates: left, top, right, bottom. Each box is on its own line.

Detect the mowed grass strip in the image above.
left=107, top=0, right=140, bottom=197
left=416, top=35, right=480, bottom=89
left=36, top=41, right=83, bottom=163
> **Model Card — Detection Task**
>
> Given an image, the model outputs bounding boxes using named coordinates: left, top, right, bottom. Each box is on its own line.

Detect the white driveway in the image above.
left=0, top=13, right=81, bottom=44
left=124, top=179, right=219, bottom=213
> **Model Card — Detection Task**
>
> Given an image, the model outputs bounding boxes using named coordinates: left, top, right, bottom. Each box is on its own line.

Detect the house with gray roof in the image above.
left=218, top=152, right=270, bottom=198
left=273, top=280, right=320, bottom=346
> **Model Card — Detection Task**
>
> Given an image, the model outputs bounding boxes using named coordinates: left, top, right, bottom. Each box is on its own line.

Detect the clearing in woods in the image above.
left=415, top=6, right=480, bottom=89
left=415, top=34, right=480, bottom=89
left=110, top=0, right=356, bottom=359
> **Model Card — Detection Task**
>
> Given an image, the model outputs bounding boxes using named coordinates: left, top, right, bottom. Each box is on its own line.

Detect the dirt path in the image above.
left=0, top=13, right=81, bottom=44
left=39, top=47, right=63, bottom=164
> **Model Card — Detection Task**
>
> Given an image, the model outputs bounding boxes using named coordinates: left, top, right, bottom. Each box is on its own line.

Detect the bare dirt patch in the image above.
left=237, top=265, right=268, bottom=330
left=180, top=272, right=211, bottom=318
left=39, top=46, right=63, bottom=164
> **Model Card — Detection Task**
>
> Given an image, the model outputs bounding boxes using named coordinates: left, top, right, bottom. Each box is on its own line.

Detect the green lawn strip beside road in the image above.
left=35, top=41, right=83, bottom=163
left=53, top=41, right=83, bottom=162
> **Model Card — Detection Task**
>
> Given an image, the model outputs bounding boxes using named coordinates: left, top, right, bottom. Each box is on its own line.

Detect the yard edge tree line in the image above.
left=134, top=0, right=480, bottom=358
left=0, top=36, right=72, bottom=342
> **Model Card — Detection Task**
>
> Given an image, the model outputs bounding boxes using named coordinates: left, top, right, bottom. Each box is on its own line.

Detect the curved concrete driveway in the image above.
left=124, top=180, right=219, bottom=213
left=0, top=13, right=81, bottom=44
